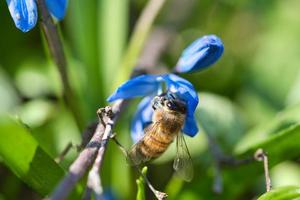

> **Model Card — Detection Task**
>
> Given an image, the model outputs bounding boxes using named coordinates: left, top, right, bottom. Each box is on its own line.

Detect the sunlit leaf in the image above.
left=258, top=186, right=300, bottom=200
left=271, top=162, right=300, bottom=188
left=215, top=124, right=300, bottom=199
left=237, top=124, right=300, bottom=165
left=0, top=115, right=64, bottom=195
left=235, top=103, right=300, bottom=154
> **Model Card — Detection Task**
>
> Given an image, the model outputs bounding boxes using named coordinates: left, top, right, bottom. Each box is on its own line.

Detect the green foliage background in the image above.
left=1, top=0, right=300, bottom=199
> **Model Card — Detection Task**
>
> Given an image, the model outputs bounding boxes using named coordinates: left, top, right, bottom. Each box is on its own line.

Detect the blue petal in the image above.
left=182, top=115, right=198, bottom=137
left=175, top=35, right=224, bottom=73
left=131, top=96, right=154, bottom=143
left=163, top=74, right=198, bottom=116
left=45, top=0, right=68, bottom=20
left=107, top=75, right=162, bottom=102
left=6, top=0, right=38, bottom=32
left=163, top=74, right=199, bottom=136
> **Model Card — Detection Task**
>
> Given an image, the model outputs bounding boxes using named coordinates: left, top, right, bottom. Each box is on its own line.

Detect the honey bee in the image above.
left=127, top=93, right=194, bottom=182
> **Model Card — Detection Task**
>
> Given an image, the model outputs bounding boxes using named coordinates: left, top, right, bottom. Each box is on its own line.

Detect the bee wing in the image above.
left=173, top=133, right=194, bottom=182
left=126, top=143, right=151, bottom=166
left=127, top=122, right=160, bottom=166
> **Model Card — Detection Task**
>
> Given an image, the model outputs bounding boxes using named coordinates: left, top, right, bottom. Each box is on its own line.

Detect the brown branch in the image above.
left=48, top=101, right=126, bottom=200
left=254, top=149, right=272, bottom=192
left=36, top=0, right=83, bottom=130
left=47, top=123, right=105, bottom=200
left=81, top=107, right=117, bottom=200
left=55, top=142, right=73, bottom=163
left=83, top=147, right=104, bottom=200
left=206, top=133, right=254, bottom=193
left=79, top=121, right=99, bottom=150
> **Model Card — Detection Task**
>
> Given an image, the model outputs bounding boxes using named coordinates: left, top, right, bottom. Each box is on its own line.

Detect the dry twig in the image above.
left=55, top=142, right=73, bottom=164
left=254, top=148, right=272, bottom=192
left=206, top=134, right=254, bottom=193
left=48, top=101, right=125, bottom=200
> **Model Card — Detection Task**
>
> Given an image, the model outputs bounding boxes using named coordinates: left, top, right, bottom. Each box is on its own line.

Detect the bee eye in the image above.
left=166, top=102, right=175, bottom=110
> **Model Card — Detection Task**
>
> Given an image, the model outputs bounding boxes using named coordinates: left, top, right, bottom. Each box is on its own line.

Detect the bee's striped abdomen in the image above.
left=127, top=110, right=185, bottom=165
left=138, top=127, right=176, bottom=159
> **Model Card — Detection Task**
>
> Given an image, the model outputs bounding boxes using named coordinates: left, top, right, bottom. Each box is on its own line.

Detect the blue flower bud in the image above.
left=6, top=0, right=38, bottom=32
left=175, top=35, right=224, bottom=73
left=6, top=0, right=68, bottom=32
left=45, top=0, right=68, bottom=20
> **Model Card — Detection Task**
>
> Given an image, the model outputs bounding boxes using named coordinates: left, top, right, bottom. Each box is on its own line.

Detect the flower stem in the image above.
left=114, top=0, right=168, bottom=89
left=254, top=149, right=272, bottom=192
left=36, top=0, right=84, bottom=130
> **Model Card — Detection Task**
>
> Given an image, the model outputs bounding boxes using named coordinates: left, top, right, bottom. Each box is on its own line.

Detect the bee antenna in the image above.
left=158, top=92, right=167, bottom=97
left=168, top=93, right=176, bottom=100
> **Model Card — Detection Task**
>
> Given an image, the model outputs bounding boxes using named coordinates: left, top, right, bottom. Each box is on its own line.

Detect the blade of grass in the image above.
left=98, top=0, right=128, bottom=97
left=0, top=115, right=65, bottom=196
left=37, top=0, right=84, bottom=130
left=97, top=1, right=129, bottom=198
left=66, top=0, right=103, bottom=120
left=114, top=0, right=168, bottom=90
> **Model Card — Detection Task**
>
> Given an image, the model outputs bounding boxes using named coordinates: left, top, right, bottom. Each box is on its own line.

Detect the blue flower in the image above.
left=107, top=74, right=199, bottom=142
left=6, top=0, right=68, bottom=32
left=175, top=35, right=224, bottom=73
left=108, top=35, right=224, bottom=142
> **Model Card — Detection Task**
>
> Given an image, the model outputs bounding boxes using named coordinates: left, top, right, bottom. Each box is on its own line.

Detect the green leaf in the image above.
left=238, top=124, right=300, bottom=165
left=0, top=115, right=65, bottom=196
left=98, top=0, right=128, bottom=97
left=216, top=124, right=300, bottom=199
left=258, top=186, right=300, bottom=200
left=66, top=0, right=104, bottom=119
left=136, top=166, right=147, bottom=200
left=196, top=93, right=245, bottom=152
left=248, top=0, right=300, bottom=106
left=235, top=103, right=300, bottom=154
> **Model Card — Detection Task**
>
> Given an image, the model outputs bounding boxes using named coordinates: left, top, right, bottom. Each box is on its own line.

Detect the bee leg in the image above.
left=152, top=96, right=164, bottom=110
left=152, top=99, right=159, bottom=110
left=152, top=105, right=157, bottom=110
left=110, top=133, right=128, bottom=157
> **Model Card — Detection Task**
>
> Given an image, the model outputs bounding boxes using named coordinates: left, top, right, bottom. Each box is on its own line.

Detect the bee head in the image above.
left=152, top=93, right=186, bottom=114
left=164, top=99, right=186, bottom=114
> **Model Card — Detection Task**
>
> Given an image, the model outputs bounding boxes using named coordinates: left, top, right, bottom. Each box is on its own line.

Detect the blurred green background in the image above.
left=1, top=0, right=300, bottom=199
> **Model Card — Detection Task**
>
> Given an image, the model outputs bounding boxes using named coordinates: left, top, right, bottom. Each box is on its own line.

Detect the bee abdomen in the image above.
left=139, top=134, right=173, bottom=158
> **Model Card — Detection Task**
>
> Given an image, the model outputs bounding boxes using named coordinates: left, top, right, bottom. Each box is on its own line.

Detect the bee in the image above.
left=127, top=93, right=194, bottom=182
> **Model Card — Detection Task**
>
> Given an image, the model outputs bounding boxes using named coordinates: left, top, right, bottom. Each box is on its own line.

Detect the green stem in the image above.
left=114, top=0, right=168, bottom=89
left=36, top=0, right=84, bottom=130
left=136, top=167, right=147, bottom=200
